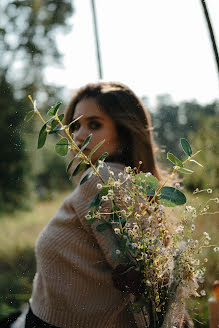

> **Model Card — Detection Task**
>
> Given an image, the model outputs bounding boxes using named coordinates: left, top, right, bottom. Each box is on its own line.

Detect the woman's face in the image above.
left=72, top=98, right=119, bottom=163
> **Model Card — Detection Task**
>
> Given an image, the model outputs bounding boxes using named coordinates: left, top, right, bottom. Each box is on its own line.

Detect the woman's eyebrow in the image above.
left=85, top=115, right=104, bottom=121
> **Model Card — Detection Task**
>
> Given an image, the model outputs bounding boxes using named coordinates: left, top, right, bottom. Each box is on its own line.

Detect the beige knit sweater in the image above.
left=30, top=163, right=138, bottom=328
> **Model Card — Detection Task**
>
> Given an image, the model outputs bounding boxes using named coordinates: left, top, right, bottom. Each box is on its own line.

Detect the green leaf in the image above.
left=177, top=167, right=194, bottom=174
left=38, top=124, right=48, bottom=149
left=88, top=187, right=108, bottom=209
left=50, top=119, right=60, bottom=130
left=135, top=173, right=159, bottom=196
left=159, top=186, right=186, bottom=207
left=88, top=140, right=105, bottom=159
left=81, top=134, right=92, bottom=150
left=71, top=160, right=86, bottom=177
left=96, top=223, right=110, bottom=232
left=167, top=153, right=183, bottom=167
left=189, top=159, right=203, bottom=167
left=66, top=158, right=75, bottom=173
left=98, top=152, right=108, bottom=162
left=180, top=138, right=192, bottom=157
left=89, top=193, right=100, bottom=209
left=55, top=138, right=69, bottom=156
left=80, top=171, right=92, bottom=185
left=24, top=110, right=35, bottom=121
left=68, top=115, right=83, bottom=129
left=86, top=217, right=96, bottom=225
left=47, top=102, right=62, bottom=116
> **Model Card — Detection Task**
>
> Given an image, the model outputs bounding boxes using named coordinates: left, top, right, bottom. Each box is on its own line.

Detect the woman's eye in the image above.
left=71, top=122, right=80, bottom=131
left=89, top=121, right=101, bottom=130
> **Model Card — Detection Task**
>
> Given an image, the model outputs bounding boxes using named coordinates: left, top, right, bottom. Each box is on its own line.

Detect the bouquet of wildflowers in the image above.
left=26, top=99, right=219, bottom=328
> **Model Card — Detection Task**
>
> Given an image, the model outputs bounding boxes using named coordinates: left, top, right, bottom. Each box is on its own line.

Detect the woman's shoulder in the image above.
left=79, top=162, right=125, bottom=194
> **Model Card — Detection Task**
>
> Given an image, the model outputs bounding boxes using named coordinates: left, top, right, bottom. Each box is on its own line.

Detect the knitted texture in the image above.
left=30, top=163, right=137, bottom=328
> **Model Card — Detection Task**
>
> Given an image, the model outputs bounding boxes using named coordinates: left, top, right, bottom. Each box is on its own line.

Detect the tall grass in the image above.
left=0, top=191, right=70, bottom=319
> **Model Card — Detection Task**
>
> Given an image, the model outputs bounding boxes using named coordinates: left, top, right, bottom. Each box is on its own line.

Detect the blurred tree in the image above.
left=0, top=0, right=74, bottom=214
left=0, top=75, right=32, bottom=214
left=152, top=96, right=218, bottom=162
left=183, top=115, right=219, bottom=191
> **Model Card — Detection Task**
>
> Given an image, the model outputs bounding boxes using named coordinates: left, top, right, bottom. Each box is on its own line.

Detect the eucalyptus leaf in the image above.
left=86, top=217, right=96, bottom=225
left=180, top=138, right=192, bottom=157
left=24, top=110, right=35, bottom=121
left=135, top=173, right=159, bottom=196
left=88, top=140, right=105, bottom=159
left=68, top=115, right=83, bottom=129
left=38, top=123, right=48, bottom=149
left=81, top=134, right=92, bottom=150
left=55, top=137, right=69, bottom=156
left=159, top=186, right=186, bottom=207
left=66, top=158, right=75, bottom=173
left=177, top=167, right=194, bottom=174
left=96, top=152, right=108, bottom=164
left=189, top=159, right=203, bottom=167
left=47, top=102, right=62, bottom=116
left=50, top=119, right=59, bottom=131
left=71, top=160, right=86, bottom=177
left=96, top=223, right=110, bottom=232
left=167, top=153, right=183, bottom=167
left=80, top=171, right=92, bottom=185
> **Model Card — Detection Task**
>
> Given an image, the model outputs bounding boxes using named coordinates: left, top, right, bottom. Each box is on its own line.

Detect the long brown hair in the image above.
left=64, top=82, right=161, bottom=180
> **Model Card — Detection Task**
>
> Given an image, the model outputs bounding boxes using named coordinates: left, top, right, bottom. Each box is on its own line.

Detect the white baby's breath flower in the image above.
left=175, top=183, right=180, bottom=188
left=115, top=249, right=121, bottom=255
left=109, top=170, right=114, bottom=176
left=124, top=195, right=131, bottom=202
left=102, top=195, right=109, bottom=201
left=207, top=188, right=212, bottom=194
left=204, top=240, right=209, bottom=245
left=215, top=198, right=219, bottom=203
left=213, top=247, right=219, bottom=252
left=176, top=225, right=184, bottom=233
left=97, top=183, right=102, bottom=190
left=145, top=172, right=152, bottom=177
left=114, top=228, right=120, bottom=235
left=125, top=166, right=131, bottom=173
left=114, top=181, right=120, bottom=187
left=194, top=240, right=198, bottom=247
left=200, top=290, right=206, bottom=296
left=118, top=172, right=123, bottom=177
left=85, top=214, right=91, bottom=220
left=158, top=205, right=164, bottom=211
left=98, top=160, right=104, bottom=168
left=191, top=224, right=195, bottom=231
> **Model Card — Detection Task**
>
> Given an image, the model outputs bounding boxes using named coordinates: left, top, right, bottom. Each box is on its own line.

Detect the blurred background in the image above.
left=0, top=0, right=218, bottom=327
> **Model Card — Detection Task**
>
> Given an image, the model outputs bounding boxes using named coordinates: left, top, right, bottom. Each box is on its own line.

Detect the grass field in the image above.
left=0, top=189, right=218, bottom=326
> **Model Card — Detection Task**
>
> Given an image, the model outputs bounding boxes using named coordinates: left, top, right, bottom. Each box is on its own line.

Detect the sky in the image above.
left=45, top=0, right=219, bottom=108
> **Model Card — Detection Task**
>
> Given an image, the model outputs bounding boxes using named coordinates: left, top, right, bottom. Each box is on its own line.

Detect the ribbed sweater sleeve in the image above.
left=72, top=163, right=125, bottom=269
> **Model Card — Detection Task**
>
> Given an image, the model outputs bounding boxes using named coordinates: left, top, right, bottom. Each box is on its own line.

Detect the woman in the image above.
left=10, top=82, right=190, bottom=328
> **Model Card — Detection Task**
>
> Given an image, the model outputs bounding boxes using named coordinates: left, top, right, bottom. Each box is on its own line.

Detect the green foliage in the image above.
left=55, top=138, right=69, bottom=156
left=183, top=116, right=219, bottom=190
left=180, top=138, right=192, bottom=157
left=0, top=77, right=32, bottom=214
left=0, top=247, right=35, bottom=320
left=159, top=186, right=187, bottom=207
left=167, top=153, right=183, bottom=167
left=135, top=173, right=159, bottom=196
left=0, top=0, right=74, bottom=213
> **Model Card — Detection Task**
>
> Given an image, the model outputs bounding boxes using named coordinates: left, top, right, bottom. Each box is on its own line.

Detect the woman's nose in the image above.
left=74, top=127, right=88, bottom=145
